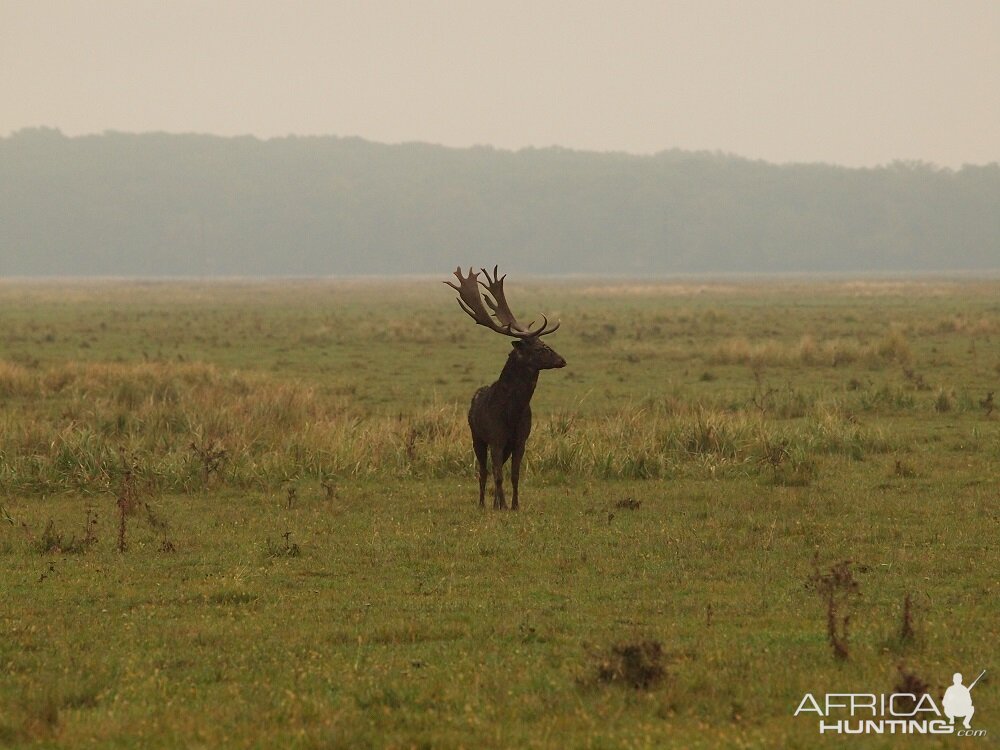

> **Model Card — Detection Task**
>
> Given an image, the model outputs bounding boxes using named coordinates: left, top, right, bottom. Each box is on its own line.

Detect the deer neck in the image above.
left=495, top=356, right=539, bottom=413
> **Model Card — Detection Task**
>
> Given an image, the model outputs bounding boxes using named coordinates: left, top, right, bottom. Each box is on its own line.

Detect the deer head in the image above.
left=446, top=266, right=564, bottom=370
left=507, top=336, right=566, bottom=370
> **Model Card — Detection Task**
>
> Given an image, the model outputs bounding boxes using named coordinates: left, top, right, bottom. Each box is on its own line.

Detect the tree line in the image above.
left=2, top=128, right=997, bottom=276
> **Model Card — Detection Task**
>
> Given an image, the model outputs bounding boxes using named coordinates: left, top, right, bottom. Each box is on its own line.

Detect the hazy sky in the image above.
left=3, top=0, right=998, bottom=167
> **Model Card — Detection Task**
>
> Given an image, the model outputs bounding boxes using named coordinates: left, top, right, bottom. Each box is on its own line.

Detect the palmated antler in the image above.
left=445, top=266, right=560, bottom=338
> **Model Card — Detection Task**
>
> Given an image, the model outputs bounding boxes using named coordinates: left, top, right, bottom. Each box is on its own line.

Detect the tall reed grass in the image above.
left=0, top=360, right=895, bottom=494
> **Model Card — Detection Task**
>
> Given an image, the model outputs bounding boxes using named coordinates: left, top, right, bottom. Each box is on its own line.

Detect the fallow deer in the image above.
left=446, top=266, right=566, bottom=510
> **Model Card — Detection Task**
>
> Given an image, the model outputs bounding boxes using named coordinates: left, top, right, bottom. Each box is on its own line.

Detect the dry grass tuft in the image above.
left=709, top=329, right=911, bottom=368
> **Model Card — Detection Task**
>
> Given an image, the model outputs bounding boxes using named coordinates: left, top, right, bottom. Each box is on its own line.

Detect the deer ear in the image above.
left=510, top=340, right=524, bottom=349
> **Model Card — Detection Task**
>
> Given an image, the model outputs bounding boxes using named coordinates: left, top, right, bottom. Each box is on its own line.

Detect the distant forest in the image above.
left=2, top=128, right=998, bottom=277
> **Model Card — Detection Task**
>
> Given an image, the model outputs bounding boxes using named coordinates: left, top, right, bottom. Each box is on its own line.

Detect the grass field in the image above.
left=1, top=277, right=998, bottom=748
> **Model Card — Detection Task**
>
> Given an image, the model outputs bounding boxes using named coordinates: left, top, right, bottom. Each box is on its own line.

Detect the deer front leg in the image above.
left=511, top=411, right=531, bottom=512
left=489, top=443, right=507, bottom=510
left=473, top=439, right=488, bottom=508
left=510, top=443, right=525, bottom=511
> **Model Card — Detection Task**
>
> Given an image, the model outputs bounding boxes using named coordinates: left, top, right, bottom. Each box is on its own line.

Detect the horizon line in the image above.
left=6, top=126, right=999, bottom=172
left=3, top=270, right=1000, bottom=285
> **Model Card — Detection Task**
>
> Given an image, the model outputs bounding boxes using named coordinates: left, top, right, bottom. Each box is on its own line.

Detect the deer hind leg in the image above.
left=473, top=439, right=488, bottom=508
left=490, top=443, right=507, bottom=510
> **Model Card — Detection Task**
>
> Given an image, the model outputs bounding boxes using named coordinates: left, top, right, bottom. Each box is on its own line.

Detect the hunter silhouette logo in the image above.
left=943, top=671, right=985, bottom=729
left=794, top=668, right=988, bottom=737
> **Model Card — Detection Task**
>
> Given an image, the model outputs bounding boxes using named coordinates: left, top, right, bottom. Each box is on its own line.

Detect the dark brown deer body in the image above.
left=446, top=267, right=565, bottom=510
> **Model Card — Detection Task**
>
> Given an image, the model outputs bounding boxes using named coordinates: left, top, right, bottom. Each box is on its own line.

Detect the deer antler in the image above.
left=445, top=266, right=559, bottom=338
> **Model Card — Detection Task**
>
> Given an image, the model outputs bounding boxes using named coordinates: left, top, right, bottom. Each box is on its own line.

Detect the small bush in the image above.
left=266, top=531, right=301, bottom=558
left=34, top=516, right=95, bottom=555
left=934, top=389, right=954, bottom=413
left=594, top=640, right=666, bottom=690
left=806, top=556, right=861, bottom=660
left=893, top=664, right=930, bottom=714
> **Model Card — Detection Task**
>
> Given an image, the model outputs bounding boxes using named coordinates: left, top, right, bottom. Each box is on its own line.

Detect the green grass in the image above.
left=1, top=278, right=998, bottom=748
